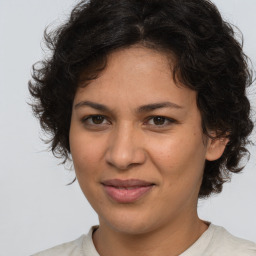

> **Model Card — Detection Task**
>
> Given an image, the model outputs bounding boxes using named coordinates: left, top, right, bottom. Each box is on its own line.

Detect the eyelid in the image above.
left=144, top=115, right=178, bottom=127
left=81, top=115, right=111, bottom=125
left=80, top=114, right=178, bottom=128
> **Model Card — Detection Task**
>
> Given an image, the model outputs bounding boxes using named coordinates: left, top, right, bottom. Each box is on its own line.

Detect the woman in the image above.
left=29, top=0, right=256, bottom=255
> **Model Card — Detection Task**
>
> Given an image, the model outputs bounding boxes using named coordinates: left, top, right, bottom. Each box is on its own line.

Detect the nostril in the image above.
left=106, top=159, right=135, bottom=170
left=105, top=131, right=146, bottom=169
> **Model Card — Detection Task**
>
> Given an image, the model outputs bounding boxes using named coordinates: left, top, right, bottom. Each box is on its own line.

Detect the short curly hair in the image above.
left=29, top=0, right=254, bottom=198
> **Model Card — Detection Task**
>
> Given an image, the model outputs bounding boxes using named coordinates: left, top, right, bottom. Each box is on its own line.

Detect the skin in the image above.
left=69, top=45, right=227, bottom=256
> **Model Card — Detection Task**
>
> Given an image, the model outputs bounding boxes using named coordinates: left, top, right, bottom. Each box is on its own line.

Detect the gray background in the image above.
left=0, top=0, right=255, bottom=255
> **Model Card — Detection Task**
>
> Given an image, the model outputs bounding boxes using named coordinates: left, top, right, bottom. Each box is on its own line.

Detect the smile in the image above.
left=101, top=179, right=155, bottom=203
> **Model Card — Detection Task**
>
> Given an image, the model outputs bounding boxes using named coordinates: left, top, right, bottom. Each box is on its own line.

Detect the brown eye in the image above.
left=146, top=116, right=176, bottom=128
left=152, top=116, right=166, bottom=125
left=82, top=115, right=109, bottom=126
left=91, top=115, right=105, bottom=124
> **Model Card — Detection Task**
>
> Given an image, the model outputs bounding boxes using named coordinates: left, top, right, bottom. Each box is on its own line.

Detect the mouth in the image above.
left=101, top=179, right=155, bottom=203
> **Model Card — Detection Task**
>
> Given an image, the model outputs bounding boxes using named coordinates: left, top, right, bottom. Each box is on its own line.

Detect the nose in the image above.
left=105, top=124, right=146, bottom=170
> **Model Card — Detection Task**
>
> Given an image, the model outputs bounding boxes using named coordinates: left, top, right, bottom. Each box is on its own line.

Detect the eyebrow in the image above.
left=136, top=102, right=183, bottom=113
left=74, top=100, right=183, bottom=112
left=74, top=101, right=109, bottom=111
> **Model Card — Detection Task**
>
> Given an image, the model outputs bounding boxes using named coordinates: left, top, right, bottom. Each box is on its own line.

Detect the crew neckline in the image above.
left=84, top=222, right=215, bottom=256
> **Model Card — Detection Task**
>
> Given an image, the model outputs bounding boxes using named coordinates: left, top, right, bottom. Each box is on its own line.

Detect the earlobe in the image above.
left=205, top=137, right=229, bottom=161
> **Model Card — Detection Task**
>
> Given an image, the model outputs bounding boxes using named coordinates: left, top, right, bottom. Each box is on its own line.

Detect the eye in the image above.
left=82, top=115, right=110, bottom=126
left=146, top=116, right=176, bottom=127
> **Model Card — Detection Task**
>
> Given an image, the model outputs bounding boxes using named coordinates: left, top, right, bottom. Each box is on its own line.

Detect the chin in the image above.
left=98, top=207, right=162, bottom=235
left=107, top=221, right=153, bottom=235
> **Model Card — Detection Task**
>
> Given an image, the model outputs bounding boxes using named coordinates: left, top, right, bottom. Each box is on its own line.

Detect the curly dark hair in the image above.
left=29, top=0, right=254, bottom=198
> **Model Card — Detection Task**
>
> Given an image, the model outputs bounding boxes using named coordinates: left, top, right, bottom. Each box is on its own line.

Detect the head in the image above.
left=29, top=0, right=253, bottom=201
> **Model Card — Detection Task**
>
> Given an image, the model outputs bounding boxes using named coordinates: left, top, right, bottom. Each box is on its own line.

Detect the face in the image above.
left=70, top=46, right=216, bottom=235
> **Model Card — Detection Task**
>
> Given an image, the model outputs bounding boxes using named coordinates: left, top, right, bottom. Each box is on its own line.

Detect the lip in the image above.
left=101, top=179, right=155, bottom=203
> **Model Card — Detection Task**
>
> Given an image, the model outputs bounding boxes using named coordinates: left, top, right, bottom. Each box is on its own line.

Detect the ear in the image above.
left=205, top=136, right=229, bottom=161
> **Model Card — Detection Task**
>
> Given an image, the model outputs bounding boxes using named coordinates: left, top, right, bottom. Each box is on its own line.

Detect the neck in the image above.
left=93, top=212, right=208, bottom=256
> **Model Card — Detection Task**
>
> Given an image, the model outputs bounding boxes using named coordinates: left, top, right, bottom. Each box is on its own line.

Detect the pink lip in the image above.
left=102, top=179, right=155, bottom=203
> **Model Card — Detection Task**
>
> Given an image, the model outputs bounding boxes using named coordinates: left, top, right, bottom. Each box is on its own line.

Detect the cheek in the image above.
left=69, top=123, right=106, bottom=177
left=71, top=138, right=104, bottom=175
left=69, top=132, right=105, bottom=204
left=147, top=130, right=207, bottom=182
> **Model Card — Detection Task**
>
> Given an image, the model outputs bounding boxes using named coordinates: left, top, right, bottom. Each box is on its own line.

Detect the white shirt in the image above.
left=33, top=224, right=256, bottom=256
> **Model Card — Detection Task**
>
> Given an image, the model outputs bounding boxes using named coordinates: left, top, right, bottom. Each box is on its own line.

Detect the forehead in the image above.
left=75, top=46, right=197, bottom=110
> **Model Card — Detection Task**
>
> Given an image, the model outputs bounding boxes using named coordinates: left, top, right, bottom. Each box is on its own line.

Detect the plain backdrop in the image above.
left=0, top=0, right=255, bottom=255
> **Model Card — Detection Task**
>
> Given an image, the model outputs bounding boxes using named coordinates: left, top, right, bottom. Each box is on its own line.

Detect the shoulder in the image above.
left=32, top=226, right=99, bottom=256
left=32, top=235, right=85, bottom=256
left=209, top=224, right=256, bottom=256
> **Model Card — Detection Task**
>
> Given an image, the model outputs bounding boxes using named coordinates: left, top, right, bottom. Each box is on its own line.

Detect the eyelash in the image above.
left=145, top=116, right=176, bottom=126
left=82, top=115, right=110, bottom=126
left=81, top=115, right=177, bottom=129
